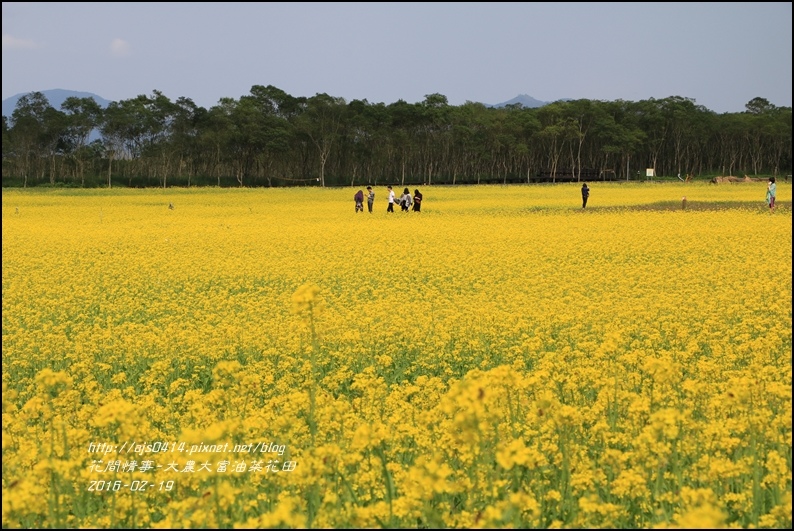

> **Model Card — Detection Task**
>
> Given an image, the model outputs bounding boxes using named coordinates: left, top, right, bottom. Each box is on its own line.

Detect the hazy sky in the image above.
left=2, top=2, right=792, bottom=113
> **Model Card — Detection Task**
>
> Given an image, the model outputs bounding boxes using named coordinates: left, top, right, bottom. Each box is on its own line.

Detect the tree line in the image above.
left=1, top=86, right=791, bottom=188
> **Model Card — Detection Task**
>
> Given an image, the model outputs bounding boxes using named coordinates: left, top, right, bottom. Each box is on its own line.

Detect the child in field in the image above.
left=366, top=186, right=374, bottom=213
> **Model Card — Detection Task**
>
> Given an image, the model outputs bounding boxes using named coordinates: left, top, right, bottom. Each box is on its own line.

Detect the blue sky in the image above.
left=2, top=2, right=792, bottom=113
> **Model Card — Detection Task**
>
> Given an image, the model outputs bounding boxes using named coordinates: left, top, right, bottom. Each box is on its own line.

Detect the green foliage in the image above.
left=3, top=90, right=791, bottom=188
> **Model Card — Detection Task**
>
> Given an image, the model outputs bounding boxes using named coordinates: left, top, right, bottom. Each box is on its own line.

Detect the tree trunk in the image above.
left=107, top=155, right=113, bottom=188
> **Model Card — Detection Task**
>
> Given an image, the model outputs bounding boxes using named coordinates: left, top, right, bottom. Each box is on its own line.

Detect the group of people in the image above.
left=355, top=186, right=423, bottom=213
left=354, top=177, right=779, bottom=213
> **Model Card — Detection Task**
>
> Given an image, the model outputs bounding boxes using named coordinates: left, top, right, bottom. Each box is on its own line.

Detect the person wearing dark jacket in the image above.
left=581, top=183, right=590, bottom=208
left=412, top=189, right=423, bottom=212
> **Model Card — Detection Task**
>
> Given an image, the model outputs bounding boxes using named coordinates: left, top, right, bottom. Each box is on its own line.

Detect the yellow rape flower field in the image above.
left=2, top=182, right=791, bottom=529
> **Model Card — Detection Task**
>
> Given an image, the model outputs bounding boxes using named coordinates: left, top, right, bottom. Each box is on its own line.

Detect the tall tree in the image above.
left=99, top=101, right=132, bottom=188
left=61, top=96, right=103, bottom=186
left=9, top=92, right=55, bottom=187
left=298, top=93, right=345, bottom=187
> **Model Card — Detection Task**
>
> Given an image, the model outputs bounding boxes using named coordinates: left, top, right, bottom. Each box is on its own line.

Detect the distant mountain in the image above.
left=2, top=89, right=112, bottom=119
left=485, top=94, right=574, bottom=109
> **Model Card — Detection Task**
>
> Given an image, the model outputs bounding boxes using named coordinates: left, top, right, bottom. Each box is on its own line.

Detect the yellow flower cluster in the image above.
left=2, top=182, right=791, bottom=528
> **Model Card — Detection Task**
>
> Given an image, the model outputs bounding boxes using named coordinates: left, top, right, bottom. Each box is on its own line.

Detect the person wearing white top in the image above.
left=387, top=186, right=396, bottom=213
left=400, top=187, right=413, bottom=212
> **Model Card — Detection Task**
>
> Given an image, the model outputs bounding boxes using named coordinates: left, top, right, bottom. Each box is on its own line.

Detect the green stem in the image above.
left=308, top=302, right=318, bottom=446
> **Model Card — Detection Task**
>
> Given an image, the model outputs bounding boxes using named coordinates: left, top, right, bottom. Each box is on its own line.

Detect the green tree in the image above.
left=246, top=86, right=296, bottom=186
left=745, top=97, right=775, bottom=115
left=61, top=96, right=103, bottom=186
left=298, top=93, right=346, bottom=187
left=99, top=101, right=132, bottom=188
left=170, top=97, right=206, bottom=186
left=9, top=91, right=56, bottom=187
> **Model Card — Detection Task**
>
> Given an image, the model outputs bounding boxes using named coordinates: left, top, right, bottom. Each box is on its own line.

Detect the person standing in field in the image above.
left=354, top=189, right=364, bottom=213
left=581, top=182, right=590, bottom=208
left=766, top=177, right=776, bottom=211
left=400, top=187, right=412, bottom=212
left=412, top=189, right=423, bottom=212
left=366, top=186, right=375, bottom=213
left=387, top=186, right=395, bottom=213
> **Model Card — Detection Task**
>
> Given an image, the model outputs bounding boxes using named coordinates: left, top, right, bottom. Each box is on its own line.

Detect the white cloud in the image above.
left=110, top=38, right=131, bottom=57
left=2, top=33, right=40, bottom=50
